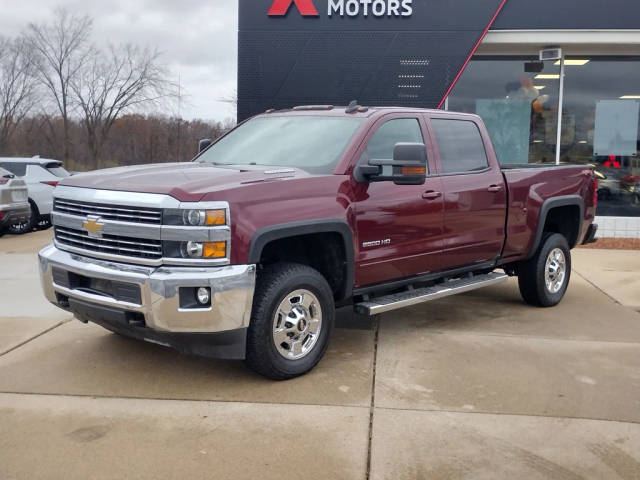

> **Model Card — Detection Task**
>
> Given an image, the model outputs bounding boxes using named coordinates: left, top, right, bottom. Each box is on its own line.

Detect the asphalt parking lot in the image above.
left=1, top=230, right=640, bottom=479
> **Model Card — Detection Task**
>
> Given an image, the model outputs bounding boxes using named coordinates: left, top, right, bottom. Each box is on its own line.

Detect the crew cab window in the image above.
left=361, top=118, right=424, bottom=162
left=0, top=163, right=26, bottom=176
left=431, top=119, right=489, bottom=174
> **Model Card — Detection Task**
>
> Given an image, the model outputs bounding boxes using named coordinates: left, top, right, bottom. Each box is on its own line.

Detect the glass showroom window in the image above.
left=560, top=57, right=640, bottom=217
left=448, top=56, right=640, bottom=218
left=447, top=56, right=561, bottom=165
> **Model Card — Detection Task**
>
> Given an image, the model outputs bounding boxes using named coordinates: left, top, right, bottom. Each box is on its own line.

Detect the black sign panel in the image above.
left=238, top=0, right=507, bottom=120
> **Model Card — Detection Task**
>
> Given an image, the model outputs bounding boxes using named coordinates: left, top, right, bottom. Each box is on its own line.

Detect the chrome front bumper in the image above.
left=39, top=244, right=256, bottom=334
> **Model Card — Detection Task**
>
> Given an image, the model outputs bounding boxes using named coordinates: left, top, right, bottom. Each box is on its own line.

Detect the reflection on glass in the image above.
left=560, top=58, right=640, bottom=217
left=449, top=56, right=640, bottom=217
left=448, top=57, right=561, bottom=164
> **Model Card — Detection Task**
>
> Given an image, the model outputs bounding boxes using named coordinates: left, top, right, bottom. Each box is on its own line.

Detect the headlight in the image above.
left=164, top=209, right=227, bottom=226
left=176, top=241, right=227, bottom=259
left=184, top=209, right=206, bottom=226
left=161, top=204, right=230, bottom=263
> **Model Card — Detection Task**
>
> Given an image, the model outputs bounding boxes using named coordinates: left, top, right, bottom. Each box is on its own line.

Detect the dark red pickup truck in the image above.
left=39, top=105, right=598, bottom=379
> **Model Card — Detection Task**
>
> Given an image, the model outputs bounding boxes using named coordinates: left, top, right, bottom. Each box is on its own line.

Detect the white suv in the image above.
left=0, top=156, right=70, bottom=233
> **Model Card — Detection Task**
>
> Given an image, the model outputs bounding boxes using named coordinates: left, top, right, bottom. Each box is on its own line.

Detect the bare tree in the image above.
left=71, top=44, right=174, bottom=167
left=25, top=7, right=93, bottom=161
left=0, top=36, right=38, bottom=154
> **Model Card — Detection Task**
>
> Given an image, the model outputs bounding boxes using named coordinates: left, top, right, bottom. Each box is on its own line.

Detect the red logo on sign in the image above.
left=268, top=0, right=319, bottom=16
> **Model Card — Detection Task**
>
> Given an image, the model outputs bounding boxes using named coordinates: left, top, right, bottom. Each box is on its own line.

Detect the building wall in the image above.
left=237, top=0, right=640, bottom=237
left=238, top=0, right=640, bottom=120
left=238, top=0, right=506, bottom=120
left=493, top=0, right=640, bottom=30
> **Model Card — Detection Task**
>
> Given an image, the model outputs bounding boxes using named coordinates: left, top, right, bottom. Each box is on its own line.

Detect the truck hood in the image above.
left=60, top=162, right=309, bottom=202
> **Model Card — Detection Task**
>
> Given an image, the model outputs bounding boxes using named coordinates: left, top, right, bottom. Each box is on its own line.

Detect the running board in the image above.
left=354, top=272, right=509, bottom=316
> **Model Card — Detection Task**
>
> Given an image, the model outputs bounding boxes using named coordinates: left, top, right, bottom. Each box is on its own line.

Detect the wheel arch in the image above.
left=526, top=195, right=584, bottom=259
left=247, top=219, right=355, bottom=301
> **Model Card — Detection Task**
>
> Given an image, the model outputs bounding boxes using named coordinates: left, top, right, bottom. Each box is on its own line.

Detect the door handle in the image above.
left=422, top=191, right=442, bottom=200
left=487, top=185, right=503, bottom=193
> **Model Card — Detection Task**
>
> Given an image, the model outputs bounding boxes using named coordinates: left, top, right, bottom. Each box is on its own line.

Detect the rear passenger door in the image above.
left=427, top=116, right=507, bottom=270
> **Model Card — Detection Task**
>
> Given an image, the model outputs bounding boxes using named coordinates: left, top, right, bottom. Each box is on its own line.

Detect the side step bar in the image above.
left=354, top=272, right=509, bottom=316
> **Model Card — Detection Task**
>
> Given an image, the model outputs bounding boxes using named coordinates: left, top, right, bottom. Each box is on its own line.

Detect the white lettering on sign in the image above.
left=328, top=0, right=413, bottom=17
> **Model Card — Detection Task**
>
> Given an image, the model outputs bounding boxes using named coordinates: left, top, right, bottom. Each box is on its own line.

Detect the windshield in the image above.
left=196, top=116, right=364, bottom=174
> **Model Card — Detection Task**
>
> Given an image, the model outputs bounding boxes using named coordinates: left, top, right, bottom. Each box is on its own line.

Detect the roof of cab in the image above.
left=257, top=105, right=481, bottom=121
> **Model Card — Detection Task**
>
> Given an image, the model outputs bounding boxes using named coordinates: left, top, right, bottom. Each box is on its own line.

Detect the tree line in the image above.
left=0, top=8, right=233, bottom=172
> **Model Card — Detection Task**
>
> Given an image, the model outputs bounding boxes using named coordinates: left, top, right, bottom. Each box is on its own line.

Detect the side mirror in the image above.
left=354, top=142, right=427, bottom=185
left=198, top=138, right=212, bottom=154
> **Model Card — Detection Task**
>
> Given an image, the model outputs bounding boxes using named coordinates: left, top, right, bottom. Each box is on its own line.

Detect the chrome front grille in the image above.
left=53, top=198, right=162, bottom=225
left=51, top=187, right=231, bottom=267
left=54, top=226, right=162, bottom=260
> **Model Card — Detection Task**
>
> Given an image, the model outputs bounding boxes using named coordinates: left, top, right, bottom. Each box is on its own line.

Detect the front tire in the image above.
left=246, top=263, right=335, bottom=380
left=36, top=215, right=52, bottom=230
left=518, top=233, right=571, bottom=307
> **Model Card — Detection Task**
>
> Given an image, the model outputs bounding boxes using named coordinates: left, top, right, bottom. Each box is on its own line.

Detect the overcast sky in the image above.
left=0, top=0, right=239, bottom=122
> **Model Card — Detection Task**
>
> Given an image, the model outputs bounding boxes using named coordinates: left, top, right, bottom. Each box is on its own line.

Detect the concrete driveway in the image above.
left=1, top=231, right=639, bottom=479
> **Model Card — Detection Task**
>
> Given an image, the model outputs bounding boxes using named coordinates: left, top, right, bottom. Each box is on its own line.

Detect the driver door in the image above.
left=351, top=115, right=444, bottom=287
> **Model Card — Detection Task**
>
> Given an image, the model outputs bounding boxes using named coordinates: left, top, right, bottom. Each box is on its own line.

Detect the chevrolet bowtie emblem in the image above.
left=82, top=215, right=104, bottom=238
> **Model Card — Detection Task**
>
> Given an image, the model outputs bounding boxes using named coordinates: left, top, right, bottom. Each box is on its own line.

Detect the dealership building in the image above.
left=238, top=0, right=640, bottom=237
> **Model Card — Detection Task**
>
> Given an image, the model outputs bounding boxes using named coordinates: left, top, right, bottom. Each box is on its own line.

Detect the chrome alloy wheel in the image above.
left=544, top=248, right=566, bottom=294
left=272, top=289, right=322, bottom=360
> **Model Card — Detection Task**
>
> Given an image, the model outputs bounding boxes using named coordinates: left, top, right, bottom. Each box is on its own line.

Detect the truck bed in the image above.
left=501, top=163, right=596, bottom=261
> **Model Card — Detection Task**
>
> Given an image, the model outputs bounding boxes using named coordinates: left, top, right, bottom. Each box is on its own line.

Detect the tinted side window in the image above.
left=431, top=119, right=489, bottom=174
left=0, top=163, right=26, bottom=176
left=361, top=118, right=424, bottom=162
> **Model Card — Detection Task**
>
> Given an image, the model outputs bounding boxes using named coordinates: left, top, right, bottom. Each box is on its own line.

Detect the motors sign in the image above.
left=268, top=0, right=413, bottom=17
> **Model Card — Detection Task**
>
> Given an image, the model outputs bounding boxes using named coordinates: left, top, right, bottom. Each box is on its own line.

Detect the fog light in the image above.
left=196, top=287, right=210, bottom=305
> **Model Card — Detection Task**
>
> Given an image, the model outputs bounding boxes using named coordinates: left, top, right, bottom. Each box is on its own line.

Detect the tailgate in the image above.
left=3, top=178, right=29, bottom=204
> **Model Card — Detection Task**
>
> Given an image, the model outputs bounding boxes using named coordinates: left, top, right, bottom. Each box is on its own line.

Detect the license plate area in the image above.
left=11, top=190, right=27, bottom=202
left=52, top=267, right=142, bottom=305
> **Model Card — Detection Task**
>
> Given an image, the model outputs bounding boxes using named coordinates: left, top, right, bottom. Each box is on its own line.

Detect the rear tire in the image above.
left=245, top=263, right=335, bottom=380
left=8, top=202, right=37, bottom=234
left=518, top=233, right=571, bottom=307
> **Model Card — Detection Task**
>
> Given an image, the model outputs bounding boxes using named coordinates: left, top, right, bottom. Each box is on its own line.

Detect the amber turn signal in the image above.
left=205, top=209, right=226, bottom=225
left=203, top=242, right=227, bottom=258
left=401, top=166, right=426, bottom=175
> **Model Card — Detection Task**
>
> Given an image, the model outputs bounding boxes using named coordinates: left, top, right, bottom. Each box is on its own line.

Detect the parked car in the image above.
left=38, top=105, right=598, bottom=379
left=0, top=156, right=70, bottom=233
left=0, top=167, right=30, bottom=237
left=594, top=167, right=625, bottom=201
left=620, top=174, right=640, bottom=204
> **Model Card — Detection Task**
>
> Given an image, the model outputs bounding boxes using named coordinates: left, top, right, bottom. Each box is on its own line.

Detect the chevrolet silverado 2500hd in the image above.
left=39, top=105, right=598, bottom=379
